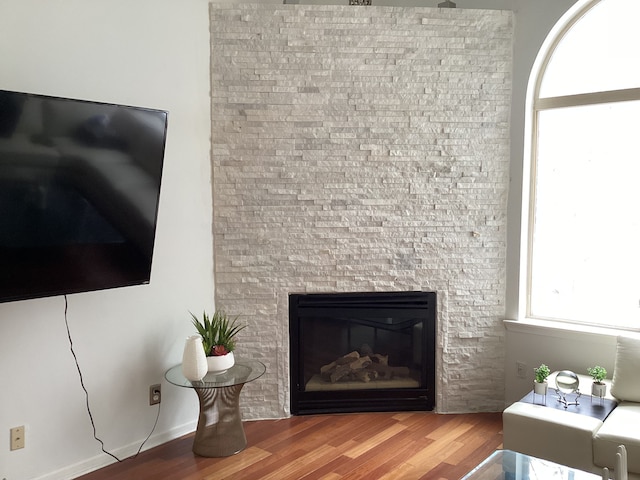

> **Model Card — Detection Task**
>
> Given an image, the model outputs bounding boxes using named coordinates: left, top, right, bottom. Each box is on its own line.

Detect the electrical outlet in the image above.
left=10, top=426, right=24, bottom=451
left=516, top=361, right=527, bottom=379
left=149, top=384, right=161, bottom=405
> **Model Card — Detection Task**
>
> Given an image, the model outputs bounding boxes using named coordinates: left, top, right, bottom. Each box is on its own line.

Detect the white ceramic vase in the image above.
left=182, top=335, right=208, bottom=382
left=207, top=351, right=235, bottom=373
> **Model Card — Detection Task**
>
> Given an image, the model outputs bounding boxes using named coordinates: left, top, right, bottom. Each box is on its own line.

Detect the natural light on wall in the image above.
left=528, top=0, right=640, bottom=330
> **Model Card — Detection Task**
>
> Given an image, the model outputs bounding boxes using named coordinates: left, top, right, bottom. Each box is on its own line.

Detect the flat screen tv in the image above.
left=0, top=90, right=168, bottom=303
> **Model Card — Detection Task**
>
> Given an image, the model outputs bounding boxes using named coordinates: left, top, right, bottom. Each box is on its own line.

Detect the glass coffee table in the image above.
left=165, top=359, right=265, bottom=457
left=463, top=450, right=601, bottom=479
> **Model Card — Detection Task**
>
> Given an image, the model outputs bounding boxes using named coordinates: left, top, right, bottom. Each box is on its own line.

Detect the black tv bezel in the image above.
left=0, top=89, right=168, bottom=303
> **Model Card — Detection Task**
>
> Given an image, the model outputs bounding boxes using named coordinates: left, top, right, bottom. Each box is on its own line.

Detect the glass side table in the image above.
left=165, top=359, right=266, bottom=457
left=462, top=449, right=601, bottom=479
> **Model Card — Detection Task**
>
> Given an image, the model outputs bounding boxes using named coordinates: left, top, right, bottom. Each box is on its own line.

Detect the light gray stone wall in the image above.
left=210, top=3, right=512, bottom=416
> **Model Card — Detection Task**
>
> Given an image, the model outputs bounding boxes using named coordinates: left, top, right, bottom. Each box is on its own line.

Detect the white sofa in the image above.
left=504, top=336, right=640, bottom=479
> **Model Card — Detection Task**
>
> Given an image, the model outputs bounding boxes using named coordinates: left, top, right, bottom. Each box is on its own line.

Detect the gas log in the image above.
left=320, top=350, right=410, bottom=383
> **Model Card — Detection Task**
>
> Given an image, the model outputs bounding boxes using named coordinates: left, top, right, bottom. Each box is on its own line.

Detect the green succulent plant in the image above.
left=190, top=310, right=246, bottom=356
left=534, top=363, right=550, bottom=383
left=587, top=365, right=607, bottom=384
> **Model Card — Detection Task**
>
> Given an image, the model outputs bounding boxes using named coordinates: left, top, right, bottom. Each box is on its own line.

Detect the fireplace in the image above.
left=289, top=291, right=436, bottom=415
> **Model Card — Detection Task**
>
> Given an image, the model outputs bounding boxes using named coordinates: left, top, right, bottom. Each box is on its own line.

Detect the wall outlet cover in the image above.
left=10, top=426, right=25, bottom=450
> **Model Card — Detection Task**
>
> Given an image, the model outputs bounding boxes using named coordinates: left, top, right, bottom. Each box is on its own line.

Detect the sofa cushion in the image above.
left=611, top=336, right=640, bottom=402
left=593, top=402, right=640, bottom=474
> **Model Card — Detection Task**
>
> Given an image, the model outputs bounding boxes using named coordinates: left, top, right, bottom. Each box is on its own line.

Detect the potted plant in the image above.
left=533, top=363, right=550, bottom=395
left=191, top=310, right=246, bottom=373
left=587, top=365, right=607, bottom=398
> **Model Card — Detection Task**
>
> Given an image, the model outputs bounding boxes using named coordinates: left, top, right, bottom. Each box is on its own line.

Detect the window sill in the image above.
left=503, top=318, right=628, bottom=345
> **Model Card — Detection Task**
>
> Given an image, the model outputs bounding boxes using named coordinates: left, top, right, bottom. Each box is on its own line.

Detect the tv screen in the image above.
left=0, top=90, right=168, bottom=303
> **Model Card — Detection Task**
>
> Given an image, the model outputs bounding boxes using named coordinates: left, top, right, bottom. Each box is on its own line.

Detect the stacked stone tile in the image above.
left=210, top=4, right=513, bottom=417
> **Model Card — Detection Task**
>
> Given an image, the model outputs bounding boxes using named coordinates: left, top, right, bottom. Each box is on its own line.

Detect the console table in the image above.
left=521, top=388, right=617, bottom=421
left=463, top=449, right=600, bottom=479
left=165, top=359, right=266, bottom=457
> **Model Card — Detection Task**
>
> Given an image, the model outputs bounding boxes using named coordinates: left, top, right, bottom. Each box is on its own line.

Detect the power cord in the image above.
left=63, top=295, right=161, bottom=462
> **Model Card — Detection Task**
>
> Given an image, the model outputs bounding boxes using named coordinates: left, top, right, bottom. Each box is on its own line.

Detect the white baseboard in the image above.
left=32, top=421, right=197, bottom=480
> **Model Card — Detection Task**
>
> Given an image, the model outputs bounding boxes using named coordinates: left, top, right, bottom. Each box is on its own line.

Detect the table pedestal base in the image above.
left=193, top=384, right=246, bottom=457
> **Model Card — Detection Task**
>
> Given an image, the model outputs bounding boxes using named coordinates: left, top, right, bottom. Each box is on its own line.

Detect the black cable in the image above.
left=63, top=295, right=161, bottom=462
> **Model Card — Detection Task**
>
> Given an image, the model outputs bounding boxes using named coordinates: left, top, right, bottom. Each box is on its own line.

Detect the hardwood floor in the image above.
left=76, top=412, right=503, bottom=480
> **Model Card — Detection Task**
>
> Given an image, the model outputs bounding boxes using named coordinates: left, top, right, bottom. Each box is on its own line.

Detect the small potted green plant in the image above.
left=533, top=363, right=551, bottom=395
left=191, top=310, right=246, bottom=373
left=587, top=365, right=607, bottom=398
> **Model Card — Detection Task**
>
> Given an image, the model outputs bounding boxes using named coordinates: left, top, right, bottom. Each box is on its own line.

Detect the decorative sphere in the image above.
left=555, top=370, right=579, bottom=394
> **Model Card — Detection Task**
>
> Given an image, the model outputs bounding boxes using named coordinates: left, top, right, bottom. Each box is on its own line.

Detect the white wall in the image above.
left=505, top=321, right=618, bottom=404
left=0, top=0, right=213, bottom=479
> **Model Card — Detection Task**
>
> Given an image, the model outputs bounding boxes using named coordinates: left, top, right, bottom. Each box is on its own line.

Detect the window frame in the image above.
left=520, top=0, right=640, bottom=330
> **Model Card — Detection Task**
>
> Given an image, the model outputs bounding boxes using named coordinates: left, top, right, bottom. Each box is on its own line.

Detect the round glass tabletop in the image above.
left=165, top=359, right=266, bottom=389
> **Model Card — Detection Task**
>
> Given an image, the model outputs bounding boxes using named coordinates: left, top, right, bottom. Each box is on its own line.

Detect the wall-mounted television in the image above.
left=0, top=90, right=168, bottom=303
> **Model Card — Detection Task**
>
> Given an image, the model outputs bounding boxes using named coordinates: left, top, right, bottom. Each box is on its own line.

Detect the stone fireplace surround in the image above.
left=210, top=4, right=512, bottom=419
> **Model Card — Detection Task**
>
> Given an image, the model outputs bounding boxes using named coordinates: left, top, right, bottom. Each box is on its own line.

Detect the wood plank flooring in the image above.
left=76, top=412, right=503, bottom=480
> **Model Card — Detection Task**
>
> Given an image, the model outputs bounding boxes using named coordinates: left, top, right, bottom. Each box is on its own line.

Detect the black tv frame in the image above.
left=0, top=89, right=168, bottom=303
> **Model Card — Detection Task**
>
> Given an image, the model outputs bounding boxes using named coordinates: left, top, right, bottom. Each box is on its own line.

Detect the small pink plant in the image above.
left=211, top=345, right=229, bottom=356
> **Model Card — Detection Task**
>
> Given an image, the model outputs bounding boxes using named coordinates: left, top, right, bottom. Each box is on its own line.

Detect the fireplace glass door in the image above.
left=289, top=291, right=436, bottom=415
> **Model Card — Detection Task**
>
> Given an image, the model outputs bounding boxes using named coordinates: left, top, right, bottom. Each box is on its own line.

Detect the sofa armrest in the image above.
left=503, top=401, right=603, bottom=473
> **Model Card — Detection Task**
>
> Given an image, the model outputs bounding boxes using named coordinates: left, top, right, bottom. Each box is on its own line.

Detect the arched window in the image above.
left=524, top=0, right=640, bottom=330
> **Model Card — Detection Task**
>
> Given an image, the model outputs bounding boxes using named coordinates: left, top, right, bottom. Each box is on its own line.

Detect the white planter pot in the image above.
left=206, top=351, right=235, bottom=373
left=182, top=335, right=208, bottom=382
left=533, top=381, right=548, bottom=396
left=592, top=382, right=607, bottom=398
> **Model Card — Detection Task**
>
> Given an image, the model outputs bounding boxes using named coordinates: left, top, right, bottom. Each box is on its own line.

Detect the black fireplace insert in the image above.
left=289, top=291, right=436, bottom=415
